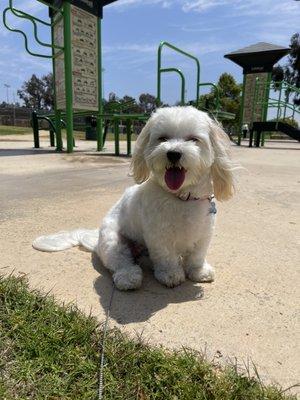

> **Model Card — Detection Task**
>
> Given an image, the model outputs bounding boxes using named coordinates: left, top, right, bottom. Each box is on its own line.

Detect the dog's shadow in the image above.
left=91, top=253, right=204, bottom=325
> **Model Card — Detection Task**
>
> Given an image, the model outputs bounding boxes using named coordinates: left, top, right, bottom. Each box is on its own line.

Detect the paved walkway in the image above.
left=0, top=134, right=299, bottom=393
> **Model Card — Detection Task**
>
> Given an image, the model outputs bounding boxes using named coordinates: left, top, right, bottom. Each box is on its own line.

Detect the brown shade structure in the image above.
left=46, top=0, right=119, bottom=17
left=224, top=42, right=289, bottom=74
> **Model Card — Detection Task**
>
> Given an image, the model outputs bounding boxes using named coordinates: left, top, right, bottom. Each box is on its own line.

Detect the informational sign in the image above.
left=71, top=5, right=98, bottom=110
left=53, top=12, right=66, bottom=110
left=53, top=4, right=99, bottom=111
left=243, top=72, right=268, bottom=125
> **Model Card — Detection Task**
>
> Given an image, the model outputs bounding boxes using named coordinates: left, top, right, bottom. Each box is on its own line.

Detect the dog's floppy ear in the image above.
left=131, top=120, right=151, bottom=184
left=209, top=119, right=235, bottom=201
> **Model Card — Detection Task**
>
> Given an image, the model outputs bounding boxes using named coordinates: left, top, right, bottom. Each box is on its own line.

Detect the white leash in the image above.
left=98, top=283, right=116, bottom=400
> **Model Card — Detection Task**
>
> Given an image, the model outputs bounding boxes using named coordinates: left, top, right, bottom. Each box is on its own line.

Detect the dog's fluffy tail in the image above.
left=32, top=229, right=99, bottom=253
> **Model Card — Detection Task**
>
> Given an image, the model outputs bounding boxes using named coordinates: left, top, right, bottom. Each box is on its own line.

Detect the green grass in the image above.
left=0, top=275, right=297, bottom=400
left=0, top=125, right=32, bottom=135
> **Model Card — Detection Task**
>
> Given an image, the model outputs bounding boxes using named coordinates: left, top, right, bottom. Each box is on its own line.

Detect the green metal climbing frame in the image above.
left=2, top=0, right=109, bottom=153
left=157, top=41, right=235, bottom=121
left=157, top=41, right=200, bottom=106
left=250, top=78, right=300, bottom=146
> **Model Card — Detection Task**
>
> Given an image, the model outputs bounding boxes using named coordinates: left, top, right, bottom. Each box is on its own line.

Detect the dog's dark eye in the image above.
left=158, top=136, right=168, bottom=142
left=187, top=137, right=199, bottom=142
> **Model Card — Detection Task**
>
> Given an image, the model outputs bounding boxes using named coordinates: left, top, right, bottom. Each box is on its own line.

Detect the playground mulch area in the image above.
left=0, top=134, right=299, bottom=395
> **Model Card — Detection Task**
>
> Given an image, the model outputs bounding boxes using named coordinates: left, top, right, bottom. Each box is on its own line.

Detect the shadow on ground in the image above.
left=91, top=252, right=204, bottom=325
left=0, top=148, right=56, bottom=157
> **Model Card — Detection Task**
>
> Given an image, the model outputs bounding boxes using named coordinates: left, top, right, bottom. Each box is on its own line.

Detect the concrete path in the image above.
left=0, top=134, right=299, bottom=392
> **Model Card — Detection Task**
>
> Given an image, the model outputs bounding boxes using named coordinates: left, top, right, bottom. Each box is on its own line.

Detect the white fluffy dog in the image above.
left=96, top=106, right=235, bottom=291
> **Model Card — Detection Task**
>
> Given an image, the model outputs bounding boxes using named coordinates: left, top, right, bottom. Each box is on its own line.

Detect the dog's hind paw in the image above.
left=113, top=265, right=143, bottom=291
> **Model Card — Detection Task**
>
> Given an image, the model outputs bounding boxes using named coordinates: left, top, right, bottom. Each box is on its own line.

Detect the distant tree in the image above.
left=286, top=33, right=300, bottom=105
left=218, top=73, right=242, bottom=121
left=272, top=65, right=284, bottom=83
left=272, top=33, right=300, bottom=104
left=108, top=92, right=119, bottom=102
left=42, top=73, right=54, bottom=109
left=17, top=73, right=54, bottom=110
left=198, top=73, right=241, bottom=124
left=217, top=73, right=241, bottom=99
left=0, top=101, right=21, bottom=108
left=139, top=93, right=156, bottom=113
left=0, top=101, right=10, bottom=108
left=286, top=33, right=300, bottom=88
left=120, top=95, right=142, bottom=113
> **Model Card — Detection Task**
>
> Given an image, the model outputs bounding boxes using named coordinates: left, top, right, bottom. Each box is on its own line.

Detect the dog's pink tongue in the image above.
left=165, top=167, right=185, bottom=190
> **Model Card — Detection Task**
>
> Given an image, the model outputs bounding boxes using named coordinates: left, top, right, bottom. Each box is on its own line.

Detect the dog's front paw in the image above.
left=154, top=266, right=185, bottom=288
left=113, top=265, right=143, bottom=291
left=186, top=262, right=215, bottom=283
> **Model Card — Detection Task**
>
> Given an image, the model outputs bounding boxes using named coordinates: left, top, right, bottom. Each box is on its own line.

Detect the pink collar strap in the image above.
left=177, top=193, right=215, bottom=202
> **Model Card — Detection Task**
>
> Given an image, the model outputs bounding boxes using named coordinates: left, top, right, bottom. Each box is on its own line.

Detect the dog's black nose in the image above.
left=167, top=151, right=181, bottom=163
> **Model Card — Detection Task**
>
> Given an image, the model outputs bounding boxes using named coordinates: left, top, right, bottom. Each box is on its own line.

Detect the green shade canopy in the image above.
left=224, top=42, right=290, bottom=74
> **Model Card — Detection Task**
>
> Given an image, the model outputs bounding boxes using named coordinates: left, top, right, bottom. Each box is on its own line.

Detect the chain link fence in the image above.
left=0, top=107, right=33, bottom=127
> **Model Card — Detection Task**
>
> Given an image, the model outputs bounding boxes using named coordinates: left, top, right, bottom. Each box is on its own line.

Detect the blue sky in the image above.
left=0, top=0, right=299, bottom=105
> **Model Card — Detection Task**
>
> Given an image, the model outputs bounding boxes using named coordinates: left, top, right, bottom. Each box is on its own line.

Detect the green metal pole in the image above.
left=32, top=111, right=40, bottom=148
left=196, top=61, right=200, bottom=106
left=238, top=74, right=246, bottom=146
left=55, top=110, right=62, bottom=149
left=261, top=72, right=271, bottom=147
left=283, top=86, right=288, bottom=120
left=126, top=119, right=132, bottom=156
left=51, top=14, right=63, bottom=151
left=251, top=77, right=259, bottom=147
left=157, top=45, right=162, bottom=106
left=63, top=1, right=73, bottom=153
left=49, top=129, right=55, bottom=146
left=160, top=68, right=185, bottom=104
left=276, top=81, right=283, bottom=128
left=97, top=18, right=103, bottom=151
left=157, top=41, right=201, bottom=106
left=114, top=118, right=120, bottom=156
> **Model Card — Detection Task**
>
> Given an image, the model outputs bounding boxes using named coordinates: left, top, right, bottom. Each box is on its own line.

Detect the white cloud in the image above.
left=13, top=0, right=45, bottom=14
left=182, top=0, right=229, bottom=12
left=1, top=0, right=50, bottom=36
left=162, top=1, right=172, bottom=8
left=105, top=0, right=300, bottom=18
left=178, top=0, right=300, bottom=18
left=234, top=0, right=299, bottom=16
left=107, top=0, right=300, bottom=23
left=103, top=40, right=228, bottom=60
left=107, top=0, right=172, bottom=9
left=103, top=43, right=157, bottom=53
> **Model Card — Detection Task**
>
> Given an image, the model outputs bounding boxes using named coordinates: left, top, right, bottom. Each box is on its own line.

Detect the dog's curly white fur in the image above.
left=96, top=106, right=235, bottom=290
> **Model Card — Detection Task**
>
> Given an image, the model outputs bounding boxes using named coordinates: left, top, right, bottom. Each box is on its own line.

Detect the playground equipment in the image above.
left=157, top=41, right=235, bottom=122
left=30, top=100, right=148, bottom=156
left=225, top=42, right=300, bottom=146
left=101, top=100, right=148, bottom=156
left=249, top=79, right=300, bottom=146
left=3, top=0, right=122, bottom=153
left=3, top=0, right=151, bottom=155
left=8, top=4, right=287, bottom=153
